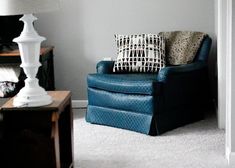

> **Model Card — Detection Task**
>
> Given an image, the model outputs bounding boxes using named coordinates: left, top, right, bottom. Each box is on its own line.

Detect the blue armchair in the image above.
left=86, top=36, right=212, bottom=135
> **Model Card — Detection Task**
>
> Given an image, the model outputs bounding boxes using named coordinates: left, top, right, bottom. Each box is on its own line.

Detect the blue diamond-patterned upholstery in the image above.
left=87, top=106, right=153, bottom=134
left=86, top=36, right=212, bottom=135
left=88, top=88, right=154, bottom=115
left=87, top=74, right=158, bottom=95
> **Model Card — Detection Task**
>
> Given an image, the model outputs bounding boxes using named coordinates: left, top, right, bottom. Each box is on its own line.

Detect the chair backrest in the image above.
left=193, top=36, right=212, bottom=62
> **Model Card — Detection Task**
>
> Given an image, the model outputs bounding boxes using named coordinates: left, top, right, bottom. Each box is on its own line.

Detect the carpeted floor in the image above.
left=73, top=109, right=228, bottom=168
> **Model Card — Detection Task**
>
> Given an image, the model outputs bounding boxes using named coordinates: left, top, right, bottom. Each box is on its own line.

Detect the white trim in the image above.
left=224, top=0, right=235, bottom=166
left=72, top=100, right=88, bottom=108
left=226, top=146, right=230, bottom=162
left=226, top=0, right=232, bottom=162
left=226, top=147, right=235, bottom=166
left=217, top=0, right=226, bottom=129
left=218, top=0, right=235, bottom=166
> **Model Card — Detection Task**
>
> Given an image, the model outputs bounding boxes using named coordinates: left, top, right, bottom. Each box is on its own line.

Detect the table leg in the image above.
left=51, top=114, right=61, bottom=168
left=58, top=102, right=74, bottom=168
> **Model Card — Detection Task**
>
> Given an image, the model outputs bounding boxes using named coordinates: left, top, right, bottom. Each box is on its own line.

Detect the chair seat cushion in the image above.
left=87, top=73, right=157, bottom=95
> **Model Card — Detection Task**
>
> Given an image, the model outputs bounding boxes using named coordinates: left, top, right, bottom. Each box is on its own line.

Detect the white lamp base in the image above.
left=13, top=78, right=52, bottom=107
left=13, top=14, right=53, bottom=107
left=13, top=91, right=52, bottom=107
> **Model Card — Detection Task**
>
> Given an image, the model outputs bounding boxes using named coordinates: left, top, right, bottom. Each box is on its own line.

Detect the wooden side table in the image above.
left=1, top=91, right=73, bottom=168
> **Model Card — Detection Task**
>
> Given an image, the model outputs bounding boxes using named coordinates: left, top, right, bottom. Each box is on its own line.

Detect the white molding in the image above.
left=226, top=146, right=230, bottom=162
left=226, top=147, right=235, bottom=166
left=226, top=0, right=232, bottom=164
left=224, top=0, right=235, bottom=167
left=72, top=100, right=88, bottom=108
left=217, top=0, right=226, bottom=129
left=218, top=0, right=235, bottom=166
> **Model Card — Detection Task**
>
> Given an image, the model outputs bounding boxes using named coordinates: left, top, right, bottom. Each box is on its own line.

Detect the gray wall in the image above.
left=36, top=0, right=215, bottom=100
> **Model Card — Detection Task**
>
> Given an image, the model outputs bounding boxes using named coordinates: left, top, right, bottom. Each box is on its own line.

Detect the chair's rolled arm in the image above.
left=157, top=61, right=207, bottom=83
left=96, top=61, right=115, bottom=74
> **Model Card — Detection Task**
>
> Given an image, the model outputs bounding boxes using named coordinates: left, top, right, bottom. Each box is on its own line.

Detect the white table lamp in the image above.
left=0, top=0, right=59, bottom=107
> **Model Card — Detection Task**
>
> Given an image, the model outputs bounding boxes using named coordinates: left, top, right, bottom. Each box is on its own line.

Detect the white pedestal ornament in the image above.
left=13, top=14, right=52, bottom=107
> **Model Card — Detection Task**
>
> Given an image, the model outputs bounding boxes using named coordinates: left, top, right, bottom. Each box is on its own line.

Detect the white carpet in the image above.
left=73, top=110, right=228, bottom=168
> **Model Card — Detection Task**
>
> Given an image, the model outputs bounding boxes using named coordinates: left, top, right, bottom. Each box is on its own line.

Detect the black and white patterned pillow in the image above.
left=113, top=34, right=166, bottom=73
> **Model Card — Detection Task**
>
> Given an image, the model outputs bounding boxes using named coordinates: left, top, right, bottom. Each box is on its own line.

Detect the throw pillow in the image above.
left=113, top=34, right=166, bottom=73
left=159, top=31, right=207, bottom=65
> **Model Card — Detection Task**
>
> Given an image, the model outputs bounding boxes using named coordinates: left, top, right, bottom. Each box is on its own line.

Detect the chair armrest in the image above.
left=156, top=61, right=210, bottom=111
left=96, top=61, right=115, bottom=74
left=157, top=61, right=207, bottom=83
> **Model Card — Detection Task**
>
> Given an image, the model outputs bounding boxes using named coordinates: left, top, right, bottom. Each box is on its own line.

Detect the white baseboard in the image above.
left=72, top=100, right=88, bottom=108
left=226, top=147, right=235, bottom=167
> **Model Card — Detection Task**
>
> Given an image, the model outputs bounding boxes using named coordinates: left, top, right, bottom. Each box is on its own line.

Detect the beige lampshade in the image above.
left=0, top=0, right=60, bottom=16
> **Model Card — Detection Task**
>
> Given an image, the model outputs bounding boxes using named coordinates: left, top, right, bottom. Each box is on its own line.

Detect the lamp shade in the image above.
left=0, top=0, right=60, bottom=16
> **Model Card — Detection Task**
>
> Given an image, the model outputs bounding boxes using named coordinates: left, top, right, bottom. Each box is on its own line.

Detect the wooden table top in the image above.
left=0, top=46, right=54, bottom=57
left=1, top=91, right=71, bottom=112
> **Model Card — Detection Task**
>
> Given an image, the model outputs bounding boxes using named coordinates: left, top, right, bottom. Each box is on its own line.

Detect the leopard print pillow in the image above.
left=159, top=31, right=207, bottom=65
